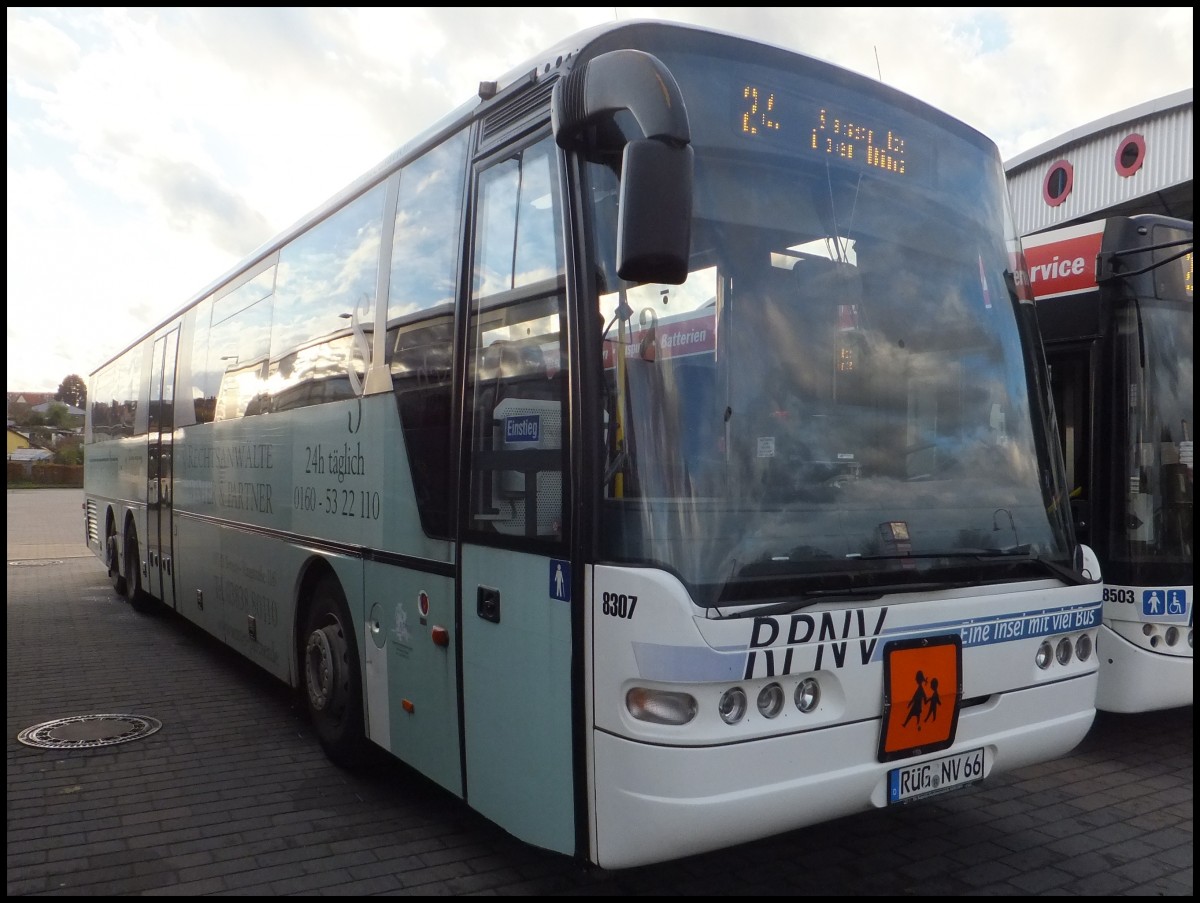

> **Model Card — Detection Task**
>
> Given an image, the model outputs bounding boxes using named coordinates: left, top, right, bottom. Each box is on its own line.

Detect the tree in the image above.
left=45, top=402, right=75, bottom=429
left=56, top=374, right=87, bottom=408
left=54, top=435, right=84, bottom=466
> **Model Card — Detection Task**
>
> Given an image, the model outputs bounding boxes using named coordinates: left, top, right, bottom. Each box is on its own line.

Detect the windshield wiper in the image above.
left=709, top=549, right=1093, bottom=618
left=719, top=582, right=953, bottom=619
left=846, top=547, right=1092, bottom=587
left=974, top=549, right=1094, bottom=586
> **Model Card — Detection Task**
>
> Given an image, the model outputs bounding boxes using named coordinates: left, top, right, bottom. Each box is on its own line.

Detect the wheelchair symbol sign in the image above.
left=1143, top=588, right=1188, bottom=619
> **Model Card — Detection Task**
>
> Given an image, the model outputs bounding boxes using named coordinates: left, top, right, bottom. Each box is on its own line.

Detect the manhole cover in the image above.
left=17, top=714, right=162, bottom=749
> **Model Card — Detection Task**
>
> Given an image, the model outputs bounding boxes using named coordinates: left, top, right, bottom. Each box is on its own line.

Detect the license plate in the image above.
left=888, top=747, right=984, bottom=804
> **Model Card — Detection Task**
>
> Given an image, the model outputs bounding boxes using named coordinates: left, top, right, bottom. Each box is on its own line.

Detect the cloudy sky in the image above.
left=7, top=7, right=1193, bottom=393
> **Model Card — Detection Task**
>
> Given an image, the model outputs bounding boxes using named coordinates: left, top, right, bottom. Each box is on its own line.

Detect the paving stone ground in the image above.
left=7, top=488, right=1192, bottom=895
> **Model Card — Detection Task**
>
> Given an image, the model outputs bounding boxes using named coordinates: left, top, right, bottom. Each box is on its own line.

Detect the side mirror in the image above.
left=616, top=138, right=693, bottom=285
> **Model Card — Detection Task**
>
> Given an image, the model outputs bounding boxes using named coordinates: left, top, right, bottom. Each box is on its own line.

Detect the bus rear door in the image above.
left=146, top=327, right=179, bottom=609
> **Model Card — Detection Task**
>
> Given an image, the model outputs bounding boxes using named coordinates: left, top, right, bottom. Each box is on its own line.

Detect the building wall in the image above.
left=1006, top=90, right=1192, bottom=236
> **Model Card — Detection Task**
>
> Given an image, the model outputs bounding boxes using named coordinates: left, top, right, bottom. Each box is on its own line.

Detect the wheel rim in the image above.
left=305, top=624, right=342, bottom=712
left=124, top=532, right=140, bottom=597
left=106, top=534, right=119, bottom=576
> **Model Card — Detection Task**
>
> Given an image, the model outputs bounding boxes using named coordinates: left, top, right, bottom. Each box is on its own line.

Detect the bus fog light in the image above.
left=1035, top=640, right=1054, bottom=670
left=1055, top=637, right=1073, bottom=666
left=1189, top=629, right=1193, bottom=649
left=794, top=677, right=820, bottom=713
left=1164, top=627, right=1179, bottom=647
left=626, top=688, right=697, bottom=725
left=718, top=687, right=747, bottom=724
left=1074, top=633, right=1092, bottom=662
left=757, top=683, right=784, bottom=718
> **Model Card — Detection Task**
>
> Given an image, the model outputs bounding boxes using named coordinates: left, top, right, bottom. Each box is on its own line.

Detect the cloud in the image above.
left=5, top=7, right=1193, bottom=391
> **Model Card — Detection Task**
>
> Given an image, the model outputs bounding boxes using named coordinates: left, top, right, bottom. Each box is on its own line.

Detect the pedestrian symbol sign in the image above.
left=1143, top=587, right=1189, bottom=620
left=549, top=559, right=571, bottom=602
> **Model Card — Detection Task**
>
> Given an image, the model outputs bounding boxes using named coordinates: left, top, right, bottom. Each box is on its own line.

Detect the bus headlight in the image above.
left=625, top=687, right=697, bottom=725
left=1075, top=632, right=1092, bottom=662
left=718, top=687, right=748, bottom=724
left=1036, top=640, right=1054, bottom=670
left=1055, top=637, right=1073, bottom=666
left=757, top=683, right=784, bottom=719
left=1164, top=626, right=1179, bottom=647
left=794, top=677, right=821, bottom=713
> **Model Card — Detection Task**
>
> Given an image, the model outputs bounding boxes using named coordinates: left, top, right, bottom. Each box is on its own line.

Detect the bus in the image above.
left=1021, top=214, right=1193, bottom=713
left=84, top=19, right=1103, bottom=869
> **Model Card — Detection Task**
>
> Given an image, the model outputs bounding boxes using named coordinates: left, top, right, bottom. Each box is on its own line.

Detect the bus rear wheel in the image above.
left=106, top=528, right=127, bottom=596
left=302, top=576, right=369, bottom=769
left=123, top=528, right=156, bottom=613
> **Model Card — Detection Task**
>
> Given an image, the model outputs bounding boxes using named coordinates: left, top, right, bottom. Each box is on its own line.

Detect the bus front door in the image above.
left=146, top=328, right=179, bottom=609
left=457, top=136, right=576, bottom=857
left=458, top=320, right=576, bottom=857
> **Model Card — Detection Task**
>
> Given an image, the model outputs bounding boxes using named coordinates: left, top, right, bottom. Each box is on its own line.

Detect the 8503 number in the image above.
left=1103, top=587, right=1136, bottom=604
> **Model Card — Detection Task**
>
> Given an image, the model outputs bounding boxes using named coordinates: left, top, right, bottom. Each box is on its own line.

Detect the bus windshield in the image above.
left=1109, top=296, right=1194, bottom=583
left=588, top=41, right=1072, bottom=604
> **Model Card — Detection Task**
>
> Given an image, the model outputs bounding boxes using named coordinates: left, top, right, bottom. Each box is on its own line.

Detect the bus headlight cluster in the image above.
left=1035, top=633, right=1095, bottom=670
left=627, top=677, right=824, bottom=726
left=757, top=682, right=785, bottom=718
left=1141, top=623, right=1189, bottom=649
left=718, top=677, right=822, bottom=725
left=1055, top=637, right=1073, bottom=666
left=626, top=688, right=698, bottom=725
left=719, top=687, right=748, bottom=724
left=794, top=677, right=821, bottom=713
left=1075, top=632, right=1092, bottom=661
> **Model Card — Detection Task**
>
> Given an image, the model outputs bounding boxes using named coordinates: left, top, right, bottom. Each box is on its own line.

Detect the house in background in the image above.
left=7, top=427, right=52, bottom=462
left=31, top=400, right=85, bottom=418
left=7, top=391, right=55, bottom=407
left=7, top=391, right=85, bottom=440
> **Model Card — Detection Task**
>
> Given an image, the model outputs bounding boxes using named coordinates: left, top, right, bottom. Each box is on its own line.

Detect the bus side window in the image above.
left=270, top=184, right=385, bottom=412
left=386, top=129, right=469, bottom=541
left=467, top=135, right=567, bottom=542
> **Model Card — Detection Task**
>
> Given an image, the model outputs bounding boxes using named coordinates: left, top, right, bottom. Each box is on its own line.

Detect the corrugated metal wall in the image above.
left=1006, top=93, right=1192, bottom=236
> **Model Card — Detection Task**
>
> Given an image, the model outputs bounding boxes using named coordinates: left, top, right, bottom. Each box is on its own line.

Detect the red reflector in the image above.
left=431, top=625, right=450, bottom=647
left=402, top=699, right=415, bottom=714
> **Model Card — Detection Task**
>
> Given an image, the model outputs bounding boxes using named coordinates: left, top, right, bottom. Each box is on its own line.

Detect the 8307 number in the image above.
left=601, top=592, right=638, bottom=619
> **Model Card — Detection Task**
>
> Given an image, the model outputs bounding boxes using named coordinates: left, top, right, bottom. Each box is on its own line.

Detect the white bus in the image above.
left=1022, top=214, right=1192, bottom=712
left=85, top=19, right=1102, bottom=869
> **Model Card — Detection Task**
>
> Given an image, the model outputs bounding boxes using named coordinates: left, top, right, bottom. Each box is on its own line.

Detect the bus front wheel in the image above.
left=302, top=576, right=369, bottom=769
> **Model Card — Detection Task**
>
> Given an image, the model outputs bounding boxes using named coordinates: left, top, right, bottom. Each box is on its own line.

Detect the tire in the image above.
left=123, top=528, right=156, bottom=613
left=302, top=575, right=370, bottom=769
left=106, top=529, right=128, bottom=596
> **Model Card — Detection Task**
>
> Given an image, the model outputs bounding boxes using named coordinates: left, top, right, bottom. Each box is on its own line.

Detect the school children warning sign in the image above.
left=878, top=634, right=963, bottom=761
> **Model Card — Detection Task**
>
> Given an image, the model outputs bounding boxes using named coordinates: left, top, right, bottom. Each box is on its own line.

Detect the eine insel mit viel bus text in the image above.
left=84, top=19, right=1102, bottom=868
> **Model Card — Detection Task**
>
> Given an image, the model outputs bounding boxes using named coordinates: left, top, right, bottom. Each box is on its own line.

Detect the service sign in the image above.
left=1022, top=221, right=1106, bottom=300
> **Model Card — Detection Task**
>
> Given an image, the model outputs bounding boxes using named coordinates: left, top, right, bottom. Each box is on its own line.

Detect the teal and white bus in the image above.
left=1021, top=214, right=1192, bottom=713
left=85, top=19, right=1102, bottom=869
